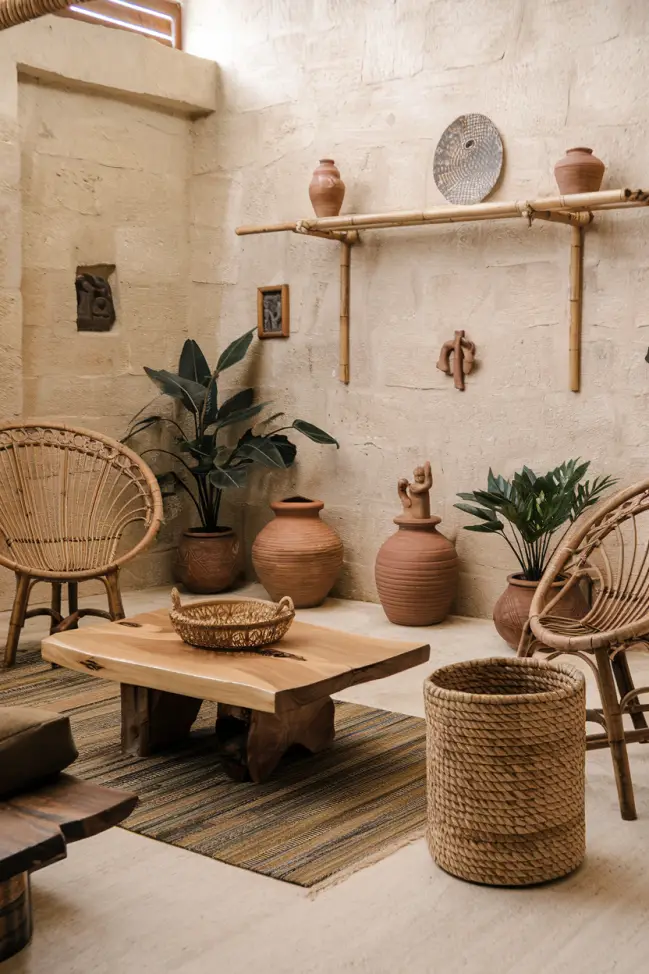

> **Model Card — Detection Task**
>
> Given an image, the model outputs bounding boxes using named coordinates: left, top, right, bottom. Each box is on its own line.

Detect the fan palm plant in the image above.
left=455, top=460, right=616, bottom=581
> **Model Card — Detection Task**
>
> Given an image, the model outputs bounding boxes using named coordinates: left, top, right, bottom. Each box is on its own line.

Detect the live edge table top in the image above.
left=41, top=607, right=431, bottom=715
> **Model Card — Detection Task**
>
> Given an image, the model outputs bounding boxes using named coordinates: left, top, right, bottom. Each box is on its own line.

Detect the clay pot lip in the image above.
left=506, top=572, right=567, bottom=589
left=564, top=146, right=594, bottom=155
left=182, top=526, right=236, bottom=539
left=318, top=158, right=335, bottom=164
left=393, top=514, right=442, bottom=529
left=271, top=496, right=324, bottom=514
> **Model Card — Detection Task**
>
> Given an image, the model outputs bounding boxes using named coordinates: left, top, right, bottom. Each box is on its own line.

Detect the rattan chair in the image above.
left=518, top=480, right=649, bottom=820
left=0, top=423, right=163, bottom=668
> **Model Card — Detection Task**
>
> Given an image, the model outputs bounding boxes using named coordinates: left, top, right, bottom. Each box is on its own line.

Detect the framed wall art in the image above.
left=257, top=285, right=290, bottom=339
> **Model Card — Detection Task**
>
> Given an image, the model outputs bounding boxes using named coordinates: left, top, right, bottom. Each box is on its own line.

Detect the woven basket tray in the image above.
left=169, top=588, right=295, bottom=651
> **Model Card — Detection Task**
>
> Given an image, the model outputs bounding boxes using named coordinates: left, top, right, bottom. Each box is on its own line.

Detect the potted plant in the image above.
left=455, top=460, right=616, bottom=649
left=124, top=329, right=339, bottom=594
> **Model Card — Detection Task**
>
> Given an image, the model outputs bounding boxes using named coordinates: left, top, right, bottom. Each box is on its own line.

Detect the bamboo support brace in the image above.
left=570, top=224, right=584, bottom=393
left=339, top=238, right=352, bottom=384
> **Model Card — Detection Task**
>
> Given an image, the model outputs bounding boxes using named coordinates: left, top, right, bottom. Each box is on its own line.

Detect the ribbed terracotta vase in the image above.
left=174, top=528, right=240, bottom=594
left=252, top=497, right=343, bottom=608
left=375, top=516, right=459, bottom=626
left=554, top=147, right=605, bottom=195
left=308, top=159, right=345, bottom=217
left=493, top=574, right=589, bottom=651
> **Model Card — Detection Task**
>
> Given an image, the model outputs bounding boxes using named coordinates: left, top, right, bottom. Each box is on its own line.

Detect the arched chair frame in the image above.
left=517, top=479, right=649, bottom=821
left=0, top=422, right=163, bottom=668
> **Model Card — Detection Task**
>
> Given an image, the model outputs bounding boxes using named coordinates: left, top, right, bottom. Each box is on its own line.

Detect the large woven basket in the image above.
left=169, top=588, right=295, bottom=651
left=424, top=657, right=586, bottom=886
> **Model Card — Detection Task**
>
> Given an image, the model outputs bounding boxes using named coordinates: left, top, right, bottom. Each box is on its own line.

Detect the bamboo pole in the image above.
left=235, top=189, right=643, bottom=237
left=0, top=0, right=73, bottom=30
left=569, top=224, right=585, bottom=393
left=533, top=210, right=594, bottom=227
left=339, top=237, right=352, bottom=384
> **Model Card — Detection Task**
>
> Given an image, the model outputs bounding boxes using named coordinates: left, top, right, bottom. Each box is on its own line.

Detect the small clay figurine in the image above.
left=398, top=461, right=433, bottom=520
left=437, top=330, right=476, bottom=391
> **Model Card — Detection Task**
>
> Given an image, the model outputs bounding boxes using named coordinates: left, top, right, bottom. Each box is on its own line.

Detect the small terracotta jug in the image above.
left=309, top=159, right=345, bottom=217
left=252, top=497, right=343, bottom=608
left=554, top=147, right=605, bottom=195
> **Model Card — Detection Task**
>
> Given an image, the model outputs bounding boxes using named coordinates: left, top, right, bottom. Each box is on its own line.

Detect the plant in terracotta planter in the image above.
left=456, top=460, right=616, bottom=648
left=124, top=329, right=338, bottom=594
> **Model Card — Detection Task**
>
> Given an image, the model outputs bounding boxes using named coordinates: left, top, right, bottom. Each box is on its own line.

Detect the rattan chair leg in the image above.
left=611, top=651, right=649, bottom=732
left=4, top=574, right=31, bottom=668
left=595, top=647, right=637, bottom=821
left=104, top=572, right=125, bottom=620
left=50, top=583, right=62, bottom=634
left=67, top=583, right=79, bottom=629
left=517, top=620, right=535, bottom=658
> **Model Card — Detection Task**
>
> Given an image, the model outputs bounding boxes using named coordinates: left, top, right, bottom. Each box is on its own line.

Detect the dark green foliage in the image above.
left=124, top=330, right=339, bottom=531
left=455, top=460, right=617, bottom=581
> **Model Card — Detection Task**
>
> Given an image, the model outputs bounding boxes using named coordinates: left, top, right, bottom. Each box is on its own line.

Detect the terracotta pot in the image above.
left=174, top=527, right=240, bottom=594
left=554, top=147, right=605, bottom=195
left=308, top=159, right=346, bottom=217
left=375, top=516, right=459, bottom=626
left=252, top=497, right=343, bottom=608
left=493, top=573, right=589, bottom=651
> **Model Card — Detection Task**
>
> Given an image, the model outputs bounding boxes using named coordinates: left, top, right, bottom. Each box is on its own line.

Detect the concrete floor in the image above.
left=2, top=584, right=649, bottom=974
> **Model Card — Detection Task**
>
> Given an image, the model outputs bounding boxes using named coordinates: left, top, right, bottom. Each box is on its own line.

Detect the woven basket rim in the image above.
left=424, top=656, right=585, bottom=706
left=169, top=595, right=295, bottom=634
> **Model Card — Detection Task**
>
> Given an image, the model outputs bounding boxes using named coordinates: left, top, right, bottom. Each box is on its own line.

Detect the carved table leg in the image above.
left=120, top=685, right=203, bottom=757
left=0, top=873, right=32, bottom=962
left=215, top=697, right=336, bottom=783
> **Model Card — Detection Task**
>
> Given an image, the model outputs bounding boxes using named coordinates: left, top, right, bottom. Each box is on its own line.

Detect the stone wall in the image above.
left=0, top=16, right=218, bottom=607
left=184, top=0, right=649, bottom=616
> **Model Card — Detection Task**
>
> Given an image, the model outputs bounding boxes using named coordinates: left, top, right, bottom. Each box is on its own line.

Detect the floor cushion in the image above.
left=0, top=707, right=78, bottom=798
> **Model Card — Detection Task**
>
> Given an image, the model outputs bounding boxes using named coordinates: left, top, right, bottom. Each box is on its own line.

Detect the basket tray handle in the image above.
left=170, top=588, right=183, bottom=613
left=277, top=596, right=294, bottom=615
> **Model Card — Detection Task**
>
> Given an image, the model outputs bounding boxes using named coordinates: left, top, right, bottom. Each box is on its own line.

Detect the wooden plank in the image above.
left=42, top=611, right=430, bottom=714
left=0, top=807, right=66, bottom=883
left=59, top=0, right=181, bottom=47
left=5, top=774, right=138, bottom=843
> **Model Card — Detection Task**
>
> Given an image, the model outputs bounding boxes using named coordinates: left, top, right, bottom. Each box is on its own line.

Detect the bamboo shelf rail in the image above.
left=236, top=188, right=649, bottom=389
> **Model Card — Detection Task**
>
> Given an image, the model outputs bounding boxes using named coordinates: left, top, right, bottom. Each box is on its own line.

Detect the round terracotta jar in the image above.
left=308, top=159, right=346, bottom=217
left=493, top=573, right=589, bottom=651
left=174, top=527, right=240, bottom=594
left=252, top=497, right=343, bottom=608
left=375, top=516, right=459, bottom=626
left=554, top=147, right=605, bottom=195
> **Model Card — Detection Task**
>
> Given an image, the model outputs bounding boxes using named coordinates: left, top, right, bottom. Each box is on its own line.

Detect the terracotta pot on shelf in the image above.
left=493, top=573, right=589, bottom=651
left=174, top=527, right=240, bottom=595
left=554, top=147, right=605, bottom=195
left=308, top=159, right=346, bottom=217
left=252, top=497, right=343, bottom=608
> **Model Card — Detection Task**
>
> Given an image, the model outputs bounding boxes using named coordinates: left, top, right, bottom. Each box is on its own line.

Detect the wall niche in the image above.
left=75, top=264, right=117, bottom=332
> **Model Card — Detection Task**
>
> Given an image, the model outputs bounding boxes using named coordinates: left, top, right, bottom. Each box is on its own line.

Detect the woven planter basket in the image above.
left=424, top=657, right=586, bottom=886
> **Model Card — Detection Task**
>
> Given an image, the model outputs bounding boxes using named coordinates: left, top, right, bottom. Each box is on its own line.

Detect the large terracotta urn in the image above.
left=375, top=461, right=459, bottom=626
left=252, top=497, right=343, bottom=608
left=493, top=574, right=589, bottom=651
left=308, top=159, right=345, bottom=217
left=174, top=527, right=240, bottom=594
left=554, top=147, right=605, bottom=195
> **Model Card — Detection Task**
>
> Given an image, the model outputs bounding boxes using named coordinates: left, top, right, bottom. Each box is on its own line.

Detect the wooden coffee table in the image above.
left=42, top=607, right=430, bottom=783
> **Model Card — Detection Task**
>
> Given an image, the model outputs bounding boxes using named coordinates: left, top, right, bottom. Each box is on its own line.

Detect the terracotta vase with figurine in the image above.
left=375, top=462, right=459, bottom=626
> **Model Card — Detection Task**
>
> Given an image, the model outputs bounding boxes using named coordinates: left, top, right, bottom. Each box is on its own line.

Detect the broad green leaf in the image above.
left=216, top=329, right=255, bottom=374
left=268, top=433, right=297, bottom=467
left=121, top=415, right=162, bottom=442
left=208, top=466, right=249, bottom=489
left=203, top=381, right=218, bottom=426
left=464, top=521, right=504, bottom=533
left=144, top=368, right=206, bottom=415
left=178, top=340, right=211, bottom=385
left=235, top=436, right=287, bottom=468
left=218, top=388, right=255, bottom=422
left=216, top=401, right=270, bottom=430
left=292, top=419, right=339, bottom=447
left=454, top=503, right=499, bottom=522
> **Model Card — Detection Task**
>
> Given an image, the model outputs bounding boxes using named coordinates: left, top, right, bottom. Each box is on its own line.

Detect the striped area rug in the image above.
left=1, top=645, right=427, bottom=887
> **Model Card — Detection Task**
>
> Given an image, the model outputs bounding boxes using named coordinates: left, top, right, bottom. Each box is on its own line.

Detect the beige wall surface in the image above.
left=0, top=16, right=218, bottom=607
left=184, top=0, right=649, bottom=616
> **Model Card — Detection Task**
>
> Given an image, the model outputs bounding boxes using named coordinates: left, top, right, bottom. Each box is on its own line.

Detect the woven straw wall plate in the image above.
left=169, top=589, right=295, bottom=651
left=433, top=114, right=504, bottom=205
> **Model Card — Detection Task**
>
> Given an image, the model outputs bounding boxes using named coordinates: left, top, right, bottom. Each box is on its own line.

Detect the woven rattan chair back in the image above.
left=0, top=423, right=163, bottom=669
left=519, top=478, right=649, bottom=821
left=0, top=423, right=162, bottom=579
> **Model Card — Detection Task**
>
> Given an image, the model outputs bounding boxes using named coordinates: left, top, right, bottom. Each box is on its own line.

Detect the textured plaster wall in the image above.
left=184, top=0, right=649, bottom=617
left=0, top=16, right=218, bottom=608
